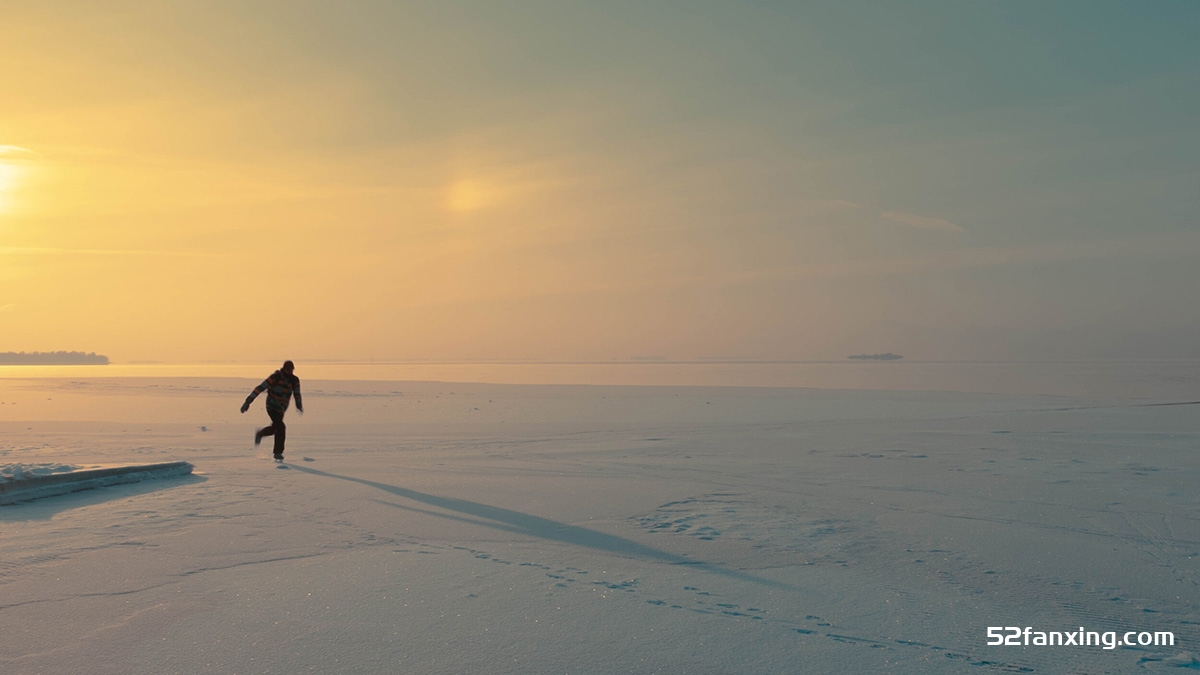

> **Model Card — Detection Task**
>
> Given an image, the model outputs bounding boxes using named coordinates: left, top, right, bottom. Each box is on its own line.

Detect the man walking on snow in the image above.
left=241, top=360, right=303, bottom=461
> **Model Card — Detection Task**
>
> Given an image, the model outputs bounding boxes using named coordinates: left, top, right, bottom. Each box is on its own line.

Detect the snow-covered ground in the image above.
left=0, top=377, right=1197, bottom=673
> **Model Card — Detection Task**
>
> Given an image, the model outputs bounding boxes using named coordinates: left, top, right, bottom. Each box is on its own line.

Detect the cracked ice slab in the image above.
left=0, top=461, right=194, bottom=505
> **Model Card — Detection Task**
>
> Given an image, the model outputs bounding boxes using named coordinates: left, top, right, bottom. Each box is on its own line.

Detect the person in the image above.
left=241, top=360, right=303, bottom=461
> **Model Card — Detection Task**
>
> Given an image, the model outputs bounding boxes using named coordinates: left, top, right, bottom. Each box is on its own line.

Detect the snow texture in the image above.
left=0, top=376, right=1197, bottom=673
left=0, top=462, right=83, bottom=482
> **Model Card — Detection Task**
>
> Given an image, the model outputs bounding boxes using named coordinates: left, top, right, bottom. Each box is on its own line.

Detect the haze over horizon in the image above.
left=3, top=1, right=1198, bottom=365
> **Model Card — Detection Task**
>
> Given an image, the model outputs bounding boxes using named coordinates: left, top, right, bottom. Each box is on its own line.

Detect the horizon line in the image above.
left=82, top=357, right=1200, bottom=366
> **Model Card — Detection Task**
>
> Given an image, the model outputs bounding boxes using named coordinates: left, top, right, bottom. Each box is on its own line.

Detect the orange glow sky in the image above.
left=3, top=2, right=1199, bottom=363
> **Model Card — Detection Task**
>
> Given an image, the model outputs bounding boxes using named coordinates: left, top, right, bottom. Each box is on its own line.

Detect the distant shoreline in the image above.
left=0, top=351, right=110, bottom=365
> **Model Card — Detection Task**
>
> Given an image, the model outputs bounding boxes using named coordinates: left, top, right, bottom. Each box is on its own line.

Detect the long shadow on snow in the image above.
left=292, top=465, right=790, bottom=589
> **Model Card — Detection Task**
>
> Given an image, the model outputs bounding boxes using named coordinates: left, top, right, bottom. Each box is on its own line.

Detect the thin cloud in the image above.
left=809, top=199, right=865, bottom=211
left=0, top=247, right=210, bottom=257
left=881, top=210, right=964, bottom=233
left=0, top=146, right=36, bottom=159
left=590, top=233, right=1200, bottom=299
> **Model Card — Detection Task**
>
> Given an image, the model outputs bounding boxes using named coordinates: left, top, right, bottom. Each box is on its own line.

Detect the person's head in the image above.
left=282, top=360, right=295, bottom=375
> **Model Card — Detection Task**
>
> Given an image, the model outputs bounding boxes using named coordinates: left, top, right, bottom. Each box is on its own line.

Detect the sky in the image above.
left=1, top=0, right=1198, bottom=363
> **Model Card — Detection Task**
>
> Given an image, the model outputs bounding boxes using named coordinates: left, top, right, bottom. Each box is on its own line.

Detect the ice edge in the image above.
left=0, top=461, right=194, bottom=505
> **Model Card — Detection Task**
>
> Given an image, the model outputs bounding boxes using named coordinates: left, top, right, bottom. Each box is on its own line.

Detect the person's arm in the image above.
left=294, top=379, right=304, bottom=414
left=240, top=379, right=270, bottom=413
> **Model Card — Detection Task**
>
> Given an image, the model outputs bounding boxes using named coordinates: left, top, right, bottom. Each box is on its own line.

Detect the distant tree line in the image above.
left=0, top=351, right=110, bottom=365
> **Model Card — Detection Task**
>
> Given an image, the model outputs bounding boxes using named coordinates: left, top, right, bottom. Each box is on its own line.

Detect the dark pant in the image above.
left=259, top=407, right=287, bottom=456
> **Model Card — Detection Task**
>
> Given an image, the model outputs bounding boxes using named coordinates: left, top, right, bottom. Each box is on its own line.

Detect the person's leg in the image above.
left=268, top=408, right=286, bottom=457
left=273, top=421, right=286, bottom=457
left=257, top=411, right=277, bottom=445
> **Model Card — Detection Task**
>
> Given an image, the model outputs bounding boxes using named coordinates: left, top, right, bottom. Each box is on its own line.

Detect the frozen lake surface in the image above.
left=0, top=376, right=1197, bottom=673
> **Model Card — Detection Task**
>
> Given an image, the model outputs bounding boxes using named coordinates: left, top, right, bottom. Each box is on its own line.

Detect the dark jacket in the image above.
left=246, top=370, right=302, bottom=413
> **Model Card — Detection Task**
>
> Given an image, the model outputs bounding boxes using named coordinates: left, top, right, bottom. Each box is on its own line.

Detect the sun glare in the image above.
left=0, top=162, right=19, bottom=215
left=445, top=179, right=503, bottom=213
left=0, top=147, right=33, bottom=216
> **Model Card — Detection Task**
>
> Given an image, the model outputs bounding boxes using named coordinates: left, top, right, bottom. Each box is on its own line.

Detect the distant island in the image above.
left=0, top=351, right=110, bottom=365
left=847, top=353, right=903, bottom=361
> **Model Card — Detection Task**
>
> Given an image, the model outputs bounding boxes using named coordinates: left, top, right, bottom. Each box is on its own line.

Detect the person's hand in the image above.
left=240, top=402, right=249, bottom=413
left=297, top=407, right=304, bottom=416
